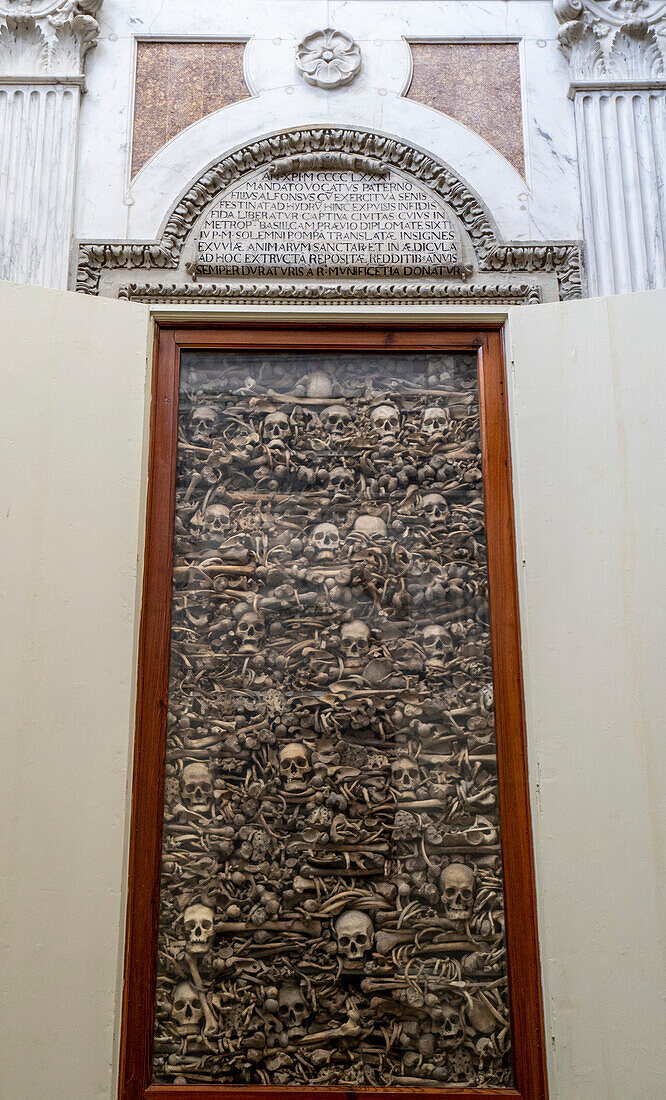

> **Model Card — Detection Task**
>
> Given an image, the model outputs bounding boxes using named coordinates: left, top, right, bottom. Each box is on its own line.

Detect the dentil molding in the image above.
left=0, top=0, right=102, bottom=79
left=554, top=0, right=666, bottom=82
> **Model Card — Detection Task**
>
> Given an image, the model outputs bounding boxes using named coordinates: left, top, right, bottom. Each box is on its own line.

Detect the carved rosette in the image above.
left=295, top=28, right=361, bottom=89
left=554, top=0, right=666, bottom=82
left=0, top=0, right=102, bottom=79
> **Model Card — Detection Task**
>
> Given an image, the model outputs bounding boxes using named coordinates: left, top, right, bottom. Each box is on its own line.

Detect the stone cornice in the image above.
left=0, top=0, right=102, bottom=79
left=116, top=281, right=544, bottom=306
left=554, top=0, right=666, bottom=81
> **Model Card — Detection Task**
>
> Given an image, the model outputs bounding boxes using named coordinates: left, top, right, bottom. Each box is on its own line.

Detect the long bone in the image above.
left=185, top=955, right=218, bottom=1037
left=297, top=1008, right=363, bottom=1045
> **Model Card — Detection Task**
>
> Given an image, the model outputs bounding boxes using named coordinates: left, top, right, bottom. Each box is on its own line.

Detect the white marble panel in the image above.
left=75, top=1, right=582, bottom=254
left=245, top=33, right=411, bottom=97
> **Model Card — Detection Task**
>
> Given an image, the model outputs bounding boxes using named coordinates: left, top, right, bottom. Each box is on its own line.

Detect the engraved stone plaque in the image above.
left=190, top=170, right=462, bottom=278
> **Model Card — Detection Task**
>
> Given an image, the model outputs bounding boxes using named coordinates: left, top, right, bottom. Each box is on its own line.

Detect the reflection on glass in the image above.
left=152, top=352, right=513, bottom=1088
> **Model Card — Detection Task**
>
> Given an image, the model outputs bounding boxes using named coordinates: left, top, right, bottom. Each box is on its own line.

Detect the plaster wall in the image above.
left=0, top=282, right=152, bottom=1100
left=507, top=290, right=666, bottom=1097
left=1, top=284, right=665, bottom=1099
left=77, top=0, right=581, bottom=250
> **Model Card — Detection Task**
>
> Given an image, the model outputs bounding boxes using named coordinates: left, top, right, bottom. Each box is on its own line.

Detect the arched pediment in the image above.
left=77, top=127, right=583, bottom=302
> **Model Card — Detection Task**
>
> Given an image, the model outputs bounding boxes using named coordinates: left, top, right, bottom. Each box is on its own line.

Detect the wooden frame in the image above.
left=119, top=322, right=548, bottom=1100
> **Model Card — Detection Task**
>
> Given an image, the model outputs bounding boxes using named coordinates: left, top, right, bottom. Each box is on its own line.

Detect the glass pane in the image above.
left=152, top=351, right=513, bottom=1089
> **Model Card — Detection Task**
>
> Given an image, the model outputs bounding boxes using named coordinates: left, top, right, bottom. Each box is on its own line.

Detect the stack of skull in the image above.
left=153, top=355, right=512, bottom=1089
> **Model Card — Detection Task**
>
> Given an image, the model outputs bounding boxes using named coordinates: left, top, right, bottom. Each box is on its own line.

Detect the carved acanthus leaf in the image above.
left=0, top=0, right=102, bottom=77
left=554, top=0, right=666, bottom=79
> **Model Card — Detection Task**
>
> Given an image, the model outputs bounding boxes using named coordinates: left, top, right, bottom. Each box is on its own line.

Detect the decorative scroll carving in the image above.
left=267, top=152, right=388, bottom=178
left=295, top=28, right=362, bottom=89
left=76, top=127, right=583, bottom=300
left=554, top=0, right=666, bottom=80
left=0, top=0, right=102, bottom=77
left=152, top=350, right=514, bottom=1088
left=484, top=242, right=585, bottom=300
left=116, top=280, right=543, bottom=305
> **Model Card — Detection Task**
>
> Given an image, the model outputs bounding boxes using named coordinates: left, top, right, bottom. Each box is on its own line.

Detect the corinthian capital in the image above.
left=554, top=0, right=666, bottom=80
left=0, top=0, right=103, bottom=79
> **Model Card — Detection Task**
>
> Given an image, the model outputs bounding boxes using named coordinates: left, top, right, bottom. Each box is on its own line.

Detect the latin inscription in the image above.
left=192, top=171, right=462, bottom=277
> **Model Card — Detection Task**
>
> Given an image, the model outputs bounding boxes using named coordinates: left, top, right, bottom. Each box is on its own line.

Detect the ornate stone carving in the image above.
left=76, top=127, right=583, bottom=300
left=295, top=28, right=361, bottom=89
left=116, top=281, right=543, bottom=306
left=554, top=0, right=666, bottom=81
left=267, top=152, right=387, bottom=178
left=0, top=0, right=102, bottom=78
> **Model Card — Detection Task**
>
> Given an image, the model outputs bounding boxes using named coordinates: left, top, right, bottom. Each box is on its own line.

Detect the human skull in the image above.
left=334, top=909, right=374, bottom=961
left=422, top=406, right=450, bottom=435
left=201, top=504, right=230, bottom=541
left=190, top=405, right=219, bottom=444
left=279, top=742, right=311, bottom=791
left=352, top=514, right=387, bottom=540
left=263, top=411, right=291, bottom=443
left=171, top=981, right=203, bottom=1035
left=328, top=466, right=354, bottom=495
left=277, top=982, right=310, bottom=1035
left=341, top=620, right=371, bottom=662
left=183, top=902, right=215, bottom=954
left=371, top=404, right=400, bottom=439
left=422, top=624, right=451, bottom=660
left=236, top=611, right=265, bottom=653
left=322, top=404, right=352, bottom=436
left=422, top=493, right=449, bottom=524
left=310, top=521, right=340, bottom=559
left=391, top=756, right=420, bottom=796
left=440, top=863, right=475, bottom=922
left=306, top=371, right=332, bottom=398
left=438, top=1002, right=463, bottom=1043
left=181, top=762, right=213, bottom=812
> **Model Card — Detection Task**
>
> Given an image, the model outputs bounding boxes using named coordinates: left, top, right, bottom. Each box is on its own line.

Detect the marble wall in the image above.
left=2, top=1, right=664, bottom=294
left=76, top=1, right=581, bottom=254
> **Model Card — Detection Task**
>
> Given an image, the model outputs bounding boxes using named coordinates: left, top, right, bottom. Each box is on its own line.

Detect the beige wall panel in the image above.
left=508, top=290, right=666, bottom=1099
left=0, top=282, right=151, bottom=1100
left=1, top=287, right=665, bottom=1097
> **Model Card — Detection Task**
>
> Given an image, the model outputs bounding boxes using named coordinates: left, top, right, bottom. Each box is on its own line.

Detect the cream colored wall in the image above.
left=508, top=290, right=666, bottom=1098
left=0, top=282, right=151, bottom=1100
left=1, top=286, right=664, bottom=1099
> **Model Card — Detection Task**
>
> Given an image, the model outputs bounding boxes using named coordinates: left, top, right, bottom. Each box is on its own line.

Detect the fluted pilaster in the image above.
left=0, top=1, right=102, bottom=289
left=555, top=0, right=666, bottom=295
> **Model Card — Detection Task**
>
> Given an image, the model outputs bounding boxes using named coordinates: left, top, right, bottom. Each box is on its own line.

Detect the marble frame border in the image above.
left=75, top=126, right=585, bottom=302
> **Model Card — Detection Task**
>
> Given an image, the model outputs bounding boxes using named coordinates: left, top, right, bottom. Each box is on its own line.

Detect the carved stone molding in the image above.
left=267, top=152, right=388, bottom=178
left=116, top=281, right=544, bottom=306
left=554, top=0, right=666, bottom=82
left=0, top=0, right=102, bottom=79
left=76, top=127, right=583, bottom=301
left=295, top=28, right=361, bottom=89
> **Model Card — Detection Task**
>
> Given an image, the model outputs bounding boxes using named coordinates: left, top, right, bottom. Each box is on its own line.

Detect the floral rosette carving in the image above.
left=295, top=28, right=361, bottom=89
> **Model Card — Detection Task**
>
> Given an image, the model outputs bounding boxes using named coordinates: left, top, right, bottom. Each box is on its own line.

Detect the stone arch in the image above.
left=77, top=127, right=500, bottom=292
left=76, top=126, right=583, bottom=300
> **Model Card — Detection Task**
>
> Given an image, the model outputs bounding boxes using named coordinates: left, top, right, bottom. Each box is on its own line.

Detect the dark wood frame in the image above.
left=119, top=322, right=548, bottom=1100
